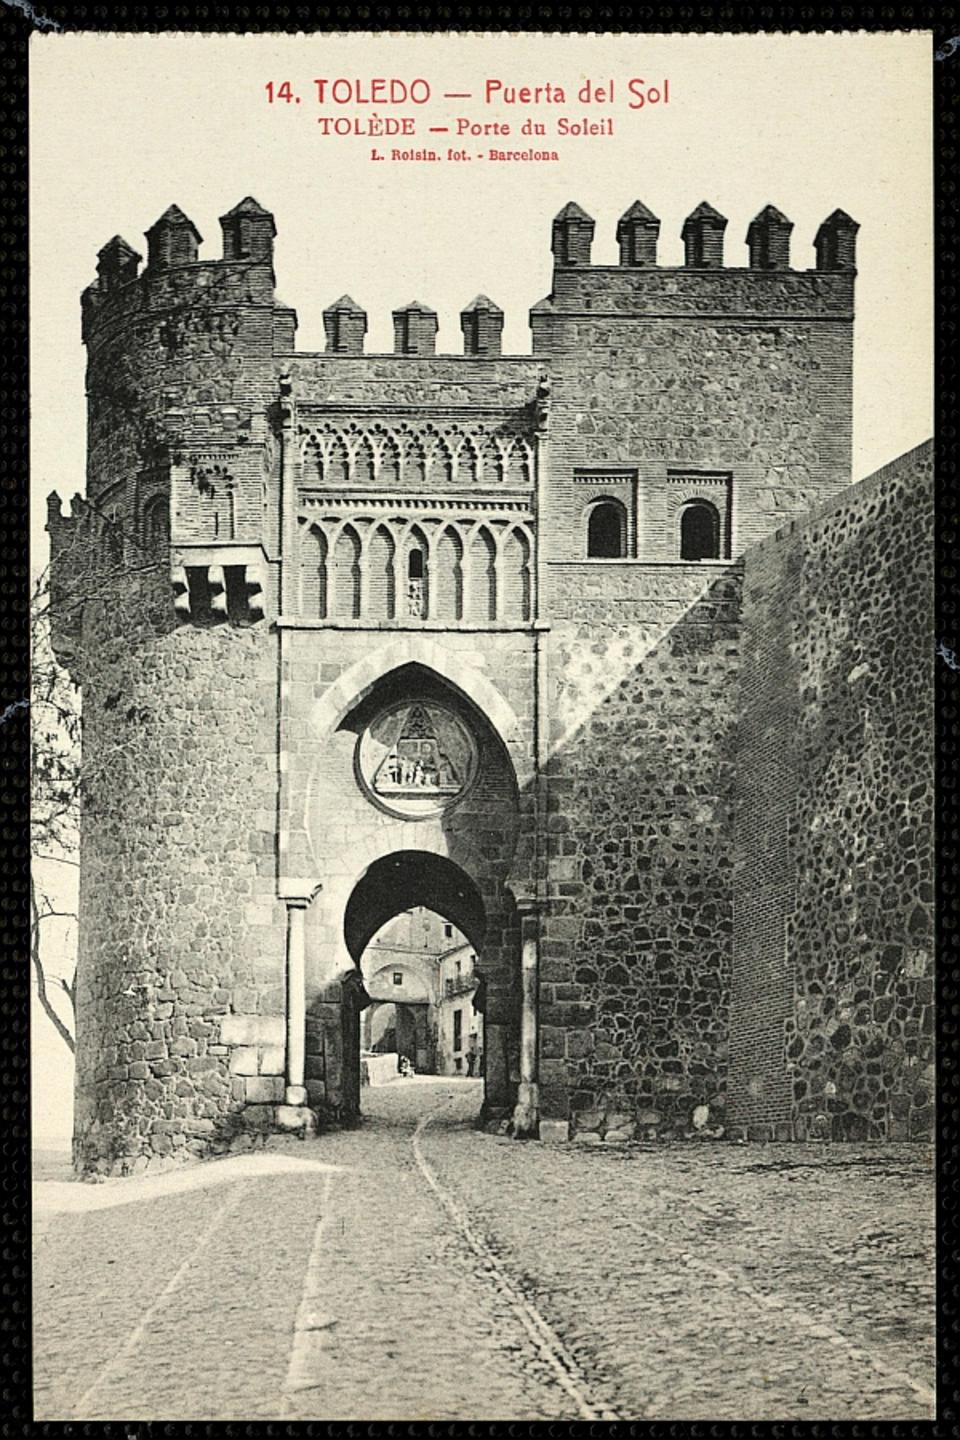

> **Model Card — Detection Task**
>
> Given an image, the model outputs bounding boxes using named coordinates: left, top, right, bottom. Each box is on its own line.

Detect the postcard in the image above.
left=30, top=29, right=934, bottom=1422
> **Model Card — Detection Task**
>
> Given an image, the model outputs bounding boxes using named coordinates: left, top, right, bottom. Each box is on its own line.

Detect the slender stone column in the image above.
left=284, top=899, right=308, bottom=1105
left=512, top=901, right=540, bottom=1136
left=279, top=880, right=321, bottom=1106
left=277, top=371, right=299, bottom=615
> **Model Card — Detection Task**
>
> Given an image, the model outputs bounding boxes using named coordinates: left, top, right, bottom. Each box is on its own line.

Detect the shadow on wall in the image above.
left=520, top=479, right=932, bottom=1145
left=533, top=566, right=742, bottom=1138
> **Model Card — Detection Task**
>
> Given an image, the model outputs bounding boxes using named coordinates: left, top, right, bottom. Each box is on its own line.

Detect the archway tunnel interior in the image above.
left=343, top=851, right=489, bottom=1113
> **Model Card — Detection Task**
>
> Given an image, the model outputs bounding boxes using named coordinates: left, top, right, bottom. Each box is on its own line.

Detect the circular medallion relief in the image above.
left=357, top=702, right=479, bottom=819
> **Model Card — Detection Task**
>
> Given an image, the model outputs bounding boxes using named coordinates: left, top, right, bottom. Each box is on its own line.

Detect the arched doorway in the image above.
left=293, top=655, right=527, bottom=1129
left=341, top=852, right=491, bottom=1118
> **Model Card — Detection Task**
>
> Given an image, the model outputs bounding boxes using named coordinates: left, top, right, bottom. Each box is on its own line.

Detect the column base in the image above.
left=511, top=1081, right=540, bottom=1138
left=285, top=1084, right=308, bottom=1106
left=274, top=1104, right=319, bottom=1135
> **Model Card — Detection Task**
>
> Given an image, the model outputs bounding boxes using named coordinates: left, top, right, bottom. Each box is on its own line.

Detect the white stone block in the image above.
left=275, top=1105, right=318, bottom=1134
left=538, top=1119, right=570, bottom=1143
left=259, top=1045, right=285, bottom=1075
left=259, top=1015, right=285, bottom=1048
left=229, top=1046, right=259, bottom=1076
left=223, top=1012, right=285, bottom=1048
left=220, top=1015, right=259, bottom=1047
left=245, top=1075, right=284, bottom=1104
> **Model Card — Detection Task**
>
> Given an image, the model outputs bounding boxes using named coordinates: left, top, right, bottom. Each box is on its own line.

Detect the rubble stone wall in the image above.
left=72, top=566, right=283, bottom=1172
left=538, top=563, right=742, bottom=1137
left=730, top=441, right=935, bottom=1141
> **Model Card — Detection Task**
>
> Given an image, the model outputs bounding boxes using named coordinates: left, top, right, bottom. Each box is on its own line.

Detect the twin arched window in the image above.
left=584, top=495, right=723, bottom=560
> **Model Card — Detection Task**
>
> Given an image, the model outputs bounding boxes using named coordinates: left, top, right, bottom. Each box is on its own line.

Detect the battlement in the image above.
left=81, top=196, right=289, bottom=350
left=68, top=193, right=857, bottom=644
left=551, top=199, right=858, bottom=274
left=81, top=197, right=858, bottom=358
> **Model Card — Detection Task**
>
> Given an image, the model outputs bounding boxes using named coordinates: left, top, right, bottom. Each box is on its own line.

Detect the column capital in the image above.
left=278, top=878, right=322, bottom=907
left=512, top=890, right=552, bottom=918
left=277, top=370, right=297, bottom=428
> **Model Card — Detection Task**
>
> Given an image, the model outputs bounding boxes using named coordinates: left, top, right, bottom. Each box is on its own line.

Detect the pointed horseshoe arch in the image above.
left=309, top=636, right=520, bottom=751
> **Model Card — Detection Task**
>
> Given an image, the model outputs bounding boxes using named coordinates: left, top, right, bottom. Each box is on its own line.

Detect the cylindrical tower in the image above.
left=49, top=200, right=297, bottom=1174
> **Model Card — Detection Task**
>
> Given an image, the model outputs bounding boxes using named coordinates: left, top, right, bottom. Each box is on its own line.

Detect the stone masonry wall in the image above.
left=538, top=563, right=742, bottom=1138
left=73, top=566, right=283, bottom=1173
left=533, top=265, right=854, bottom=573
left=730, top=441, right=934, bottom=1141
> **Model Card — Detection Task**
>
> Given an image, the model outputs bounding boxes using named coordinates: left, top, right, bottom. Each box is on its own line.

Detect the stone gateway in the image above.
left=47, top=196, right=933, bottom=1173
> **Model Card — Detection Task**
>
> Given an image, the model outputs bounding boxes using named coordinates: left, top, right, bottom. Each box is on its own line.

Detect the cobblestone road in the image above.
left=33, top=1078, right=935, bottom=1422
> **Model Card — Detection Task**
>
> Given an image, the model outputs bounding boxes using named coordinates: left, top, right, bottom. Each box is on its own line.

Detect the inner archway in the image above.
left=343, top=853, right=489, bottom=1116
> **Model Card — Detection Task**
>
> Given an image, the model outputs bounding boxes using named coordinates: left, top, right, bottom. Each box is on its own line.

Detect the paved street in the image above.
left=34, top=1078, right=935, bottom=1422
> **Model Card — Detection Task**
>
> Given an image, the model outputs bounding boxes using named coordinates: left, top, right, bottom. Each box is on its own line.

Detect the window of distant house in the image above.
left=444, top=923, right=453, bottom=939
left=453, top=1009, right=463, bottom=1052
left=393, top=972, right=403, bottom=986
left=679, top=500, right=721, bottom=561
left=455, top=959, right=462, bottom=977
left=586, top=500, right=627, bottom=559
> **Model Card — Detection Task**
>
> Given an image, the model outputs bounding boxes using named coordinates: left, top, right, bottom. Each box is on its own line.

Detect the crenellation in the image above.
left=219, top=195, right=276, bottom=263
left=392, top=300, right=439, bottom=356
left=551, top=201, right=595, bottom=266
left=616, top=200, right=660, bottom=267
left=746, top=205, right=794, bottom=270
left=682, top=200, right=728, bottom=269
left=323, top=295, right=368, bottom=355
left=145, top=204, right=203, bottom=270
left=815, top=208, right=860, bottom=272
left=460, top=295, right=505, bottom=356
left=96, top=236, right=142, bottom=293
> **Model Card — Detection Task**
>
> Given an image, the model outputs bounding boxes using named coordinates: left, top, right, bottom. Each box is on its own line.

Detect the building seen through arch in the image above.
left=359, top=907, right=484, bottom=1087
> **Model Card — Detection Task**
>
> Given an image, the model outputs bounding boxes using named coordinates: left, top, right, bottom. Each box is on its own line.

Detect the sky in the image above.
left=29, top=30, right=934, bottom=1141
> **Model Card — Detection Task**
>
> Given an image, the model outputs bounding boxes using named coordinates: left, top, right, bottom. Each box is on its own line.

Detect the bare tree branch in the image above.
left=32, top=515, right=164, bottom=1056
left=31, top=873, right=75, bottom=1056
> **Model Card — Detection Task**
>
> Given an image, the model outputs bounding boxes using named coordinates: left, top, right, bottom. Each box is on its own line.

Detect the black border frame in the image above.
left=4, top=6, right=956, bottom=1435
